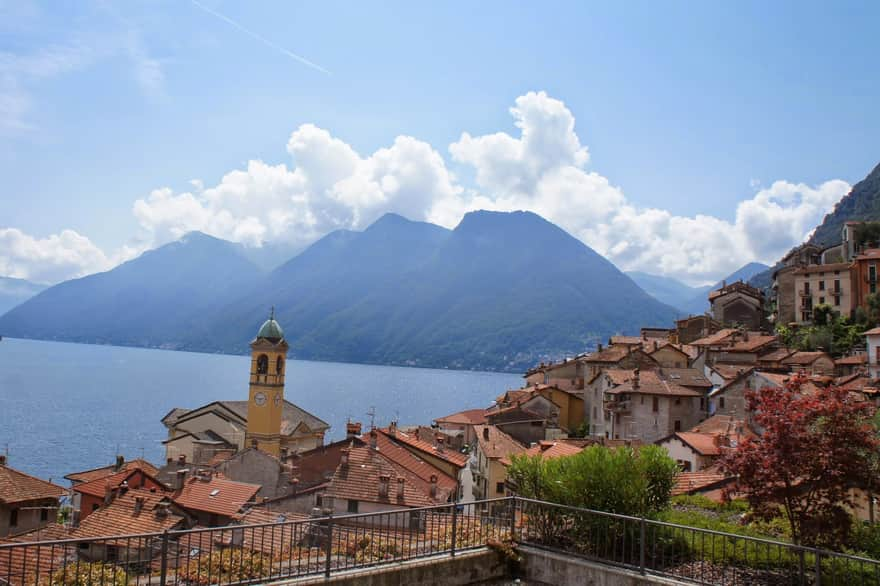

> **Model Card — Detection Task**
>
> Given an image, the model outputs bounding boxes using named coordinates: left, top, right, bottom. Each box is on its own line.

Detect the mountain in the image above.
left=0, top=212, right=680, bottom=371
left=625, top=271, right=708, bottom=312
left=679, top=262, right=770, bottom=315
left=749, top=162, right=880, bottom=289
left=0, top=232, right=264, bottom=347
left=194, top=211, right=680, bottom=371
left=0, top=277, right=47, bottom=316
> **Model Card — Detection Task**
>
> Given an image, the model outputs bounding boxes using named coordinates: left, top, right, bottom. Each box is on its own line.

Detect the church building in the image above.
left=161, top=311, right=329, bottom=465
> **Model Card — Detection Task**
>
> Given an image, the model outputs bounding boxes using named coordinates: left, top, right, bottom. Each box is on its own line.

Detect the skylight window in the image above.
left=209, top=489, right=220, bottom=497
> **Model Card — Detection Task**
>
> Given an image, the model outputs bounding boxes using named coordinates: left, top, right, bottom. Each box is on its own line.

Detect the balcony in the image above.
left=605, top=400, right=631, bottom=413
left=798, top=289, right=812, bottom=297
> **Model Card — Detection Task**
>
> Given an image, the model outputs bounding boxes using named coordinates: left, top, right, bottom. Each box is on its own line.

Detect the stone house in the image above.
left=0, top=457, right=65, bottom=537
left=648, top=343, right=691, bottom=368
left=675, top=315, right=721, bottom=345
left=603, top=369, right=707, bottom=443
left=72, top=467, right=168, bottom=523
left=375, top=425, right=468, bottom=484
left=782, top=351, right=835, bottom=376
left=656, top=415, right=755, bottom=472
left=835, top=354, right=867, bottom=377
left=709, top=281, right=765, bottom=329
left=470, top=425, right=524, bottom=503
left=485, top=394, right=561, bottom=447
left=433, top=409, right=488, bottom=448
left=172, top=474, right=261, bottom=527
left=579, top=345, right=658, bottom=380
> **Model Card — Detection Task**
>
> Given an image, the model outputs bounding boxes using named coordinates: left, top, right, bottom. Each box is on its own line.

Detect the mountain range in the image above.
left=0, top=211, right=682, bottom=371
left=0, top=277, right=47, bottom=317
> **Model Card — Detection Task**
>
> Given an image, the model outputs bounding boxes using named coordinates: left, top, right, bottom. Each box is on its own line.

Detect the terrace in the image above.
left=2, top=497, right=879, bottom=585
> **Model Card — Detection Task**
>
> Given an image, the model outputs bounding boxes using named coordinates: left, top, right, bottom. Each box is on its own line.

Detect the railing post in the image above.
left=159, top=530, right=169, bottom=586
left=509, top=497, right=517, bottom=541
left=814, top=549, right=822, bottom=586
left=450, top=503, right=458, bottom=557
left=324, top=515, right=333, bottom=579
left=639, top=516, right=646, bottom=575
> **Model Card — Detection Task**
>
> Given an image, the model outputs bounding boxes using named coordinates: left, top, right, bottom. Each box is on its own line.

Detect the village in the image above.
left=4, top=221, right=880, bottom=583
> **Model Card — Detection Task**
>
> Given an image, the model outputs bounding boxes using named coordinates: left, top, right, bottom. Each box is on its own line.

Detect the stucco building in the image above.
left=0, top=457, right=65, bottom=537
left=792, top=263, right=852, bottom=323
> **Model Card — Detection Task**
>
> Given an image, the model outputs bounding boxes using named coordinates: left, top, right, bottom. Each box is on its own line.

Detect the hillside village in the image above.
left=6, top=222, right=880, bottom=580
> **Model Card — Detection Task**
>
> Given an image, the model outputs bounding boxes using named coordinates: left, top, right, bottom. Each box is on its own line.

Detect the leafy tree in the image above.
left=51, top=563, right=127, bottom=586
left=721, top=376, right=880, bottom=547
left=812, top=303, right=834, bottom=327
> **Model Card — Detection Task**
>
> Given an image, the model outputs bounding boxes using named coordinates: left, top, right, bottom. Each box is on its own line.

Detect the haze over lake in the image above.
left=0, top=338, right=519, bottom=483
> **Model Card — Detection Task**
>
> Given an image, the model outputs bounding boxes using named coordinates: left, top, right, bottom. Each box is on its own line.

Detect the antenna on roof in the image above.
left=270, top=305, right=275, bottom=320
left=367, top=406, right=376, bottom=429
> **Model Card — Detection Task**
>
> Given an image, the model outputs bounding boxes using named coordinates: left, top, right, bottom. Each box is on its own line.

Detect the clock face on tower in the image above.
left=254, top=392, right=267, bottom=406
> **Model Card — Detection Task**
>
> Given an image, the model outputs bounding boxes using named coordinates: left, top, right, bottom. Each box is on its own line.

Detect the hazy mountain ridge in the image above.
left=0, top=211, right=680, bottom=371
left=0, top=277, right=47, bottom=317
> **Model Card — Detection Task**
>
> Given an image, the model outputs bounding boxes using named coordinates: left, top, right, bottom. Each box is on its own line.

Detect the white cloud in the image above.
left=0, top=228, right=113, bottom=284
left=2, top=91, right=853, bottom=286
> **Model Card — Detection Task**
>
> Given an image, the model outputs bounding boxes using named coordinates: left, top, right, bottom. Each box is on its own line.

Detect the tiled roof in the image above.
left=0, top=464, right=65, bottom=505
left=672, top=470, right=732, bottom=496
left=173, top=476, right=260, bottom=518
left=759, top=348, right=796, bottom=362
left=690, top=329, right=738, bottom=347
left=610, top=336, right=643, bottom=346
left=218, top=400, right=330, bottom=434
left=326, top=445, right=442, bottom=508
left=836, top=354, right=868, bottom=365
left=71, top=489, right=185, bottom=541
left=674, top=432, right=724, bottom=456
left=369, top=434, right=457, bottom=495
left=434, top=408, right=487, bottom=426
left=65, top=458, right=159, bottom=484
left=727, top=335, right=777, bottom=353
left=8, top=523, right=72, bottom=542
left=0, top=537, right=72, bottom=582
left=660, top=368, right=712, bottom=389
left=855, top=249, right=880, bottom=261
left=494, top=389, right=533, bottom=406
left=474, top=425, right=525, bottom=460
left=233, top=507, right=308, bottom=525
left=710, top=364, right=753, bottom=381
left=581, top=345, right=635, bottom=363
left=603, top=369, right=638, bottom=386
left=791, top=262, right=850, bottom=274
left=838, top=374, right=872, bottom=391
left=864, top=327, right=880, bottom=336
left=500, top=440, right=584, bottom=466
left=376, top=428, right=468, bottom=468
left=687, top=415, right=753, bottom=436
left=782, top=351, right=831, bottom=365
left=73, top=467, right=165, bottom=499
left=607, top=370, right=703, bottom=397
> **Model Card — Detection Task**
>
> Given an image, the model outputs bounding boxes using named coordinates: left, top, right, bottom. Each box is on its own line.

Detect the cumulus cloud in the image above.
left=0, top=228, right=113, bottom=284
left=3, top=90, right=853, bottom=285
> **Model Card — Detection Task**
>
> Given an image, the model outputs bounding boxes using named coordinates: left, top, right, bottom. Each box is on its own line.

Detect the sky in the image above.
left=1, top=1, right=879, bottom=286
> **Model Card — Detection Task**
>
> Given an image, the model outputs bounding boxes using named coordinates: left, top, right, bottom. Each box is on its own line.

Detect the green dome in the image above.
left=256, top=310, right=284, bottom=341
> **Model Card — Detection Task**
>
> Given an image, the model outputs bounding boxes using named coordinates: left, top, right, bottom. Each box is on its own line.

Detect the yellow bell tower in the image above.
left=245, top=308, right=289, bottom=457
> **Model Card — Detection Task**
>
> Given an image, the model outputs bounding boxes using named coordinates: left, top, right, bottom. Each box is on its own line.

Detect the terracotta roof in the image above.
left=607, top=369, right=703, bottom=397
left=660, top=368, right=712, bottom=389
left=581, top=345, right=635, bottom=363
left=710, top=364, right=754, bottom=381
left=0, top=538, right=72, bottom=583
left=173, top=476, right=260, bottom=518
left=836, top=354, right=868, bottom=365
left=434, top=408, right=487, bottom=426
left=864, top=327, right=880, bottom=336
left=65, top=458, right=159, bottom=484
left=691, top=329, right=738, bottom=347
left=170, top=399, right=329, bottom=436
left=73, top=467, right=165, bottom=499
left=494, top=389, right=534, bottom=407
left=376, top=428, right=468, bottom=468
left=674, top=432, right=725, bottom=456
left=7, top=523, right=72, bottom=542
left=707, top=282, right=763, bottom=301
left=326, top=445, right=443, bottom=508
left=672, top=470, right=732, bottom=496
left=855, top=249, right=880, bottom=261
left=603, top=369, right=637, bottom=386
left=0, top=464, right=65, bottom=505
left=838, top=374, right=872, bottom=391
left=782, top=351, right=831, bottom=366
left=759, top=348, right=796, bottom=363
left=753, top=371, right=790, bottom=387
left=474, top=425, right=525, bottom=461
left=369, top=434, right=456, bottom=495
left=71, top=489, right=185, bottom=541
left=687, top=415, right=753, bottom=436
left=233, top=507, right=308, bottom=525
left=610, top=336, right=643, bottom=346
left=500, top=440, right=584, bottom=466
left=727, top=335, right=777, bottom=353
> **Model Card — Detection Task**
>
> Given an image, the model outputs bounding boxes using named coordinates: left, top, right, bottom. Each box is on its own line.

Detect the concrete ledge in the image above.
left=278, top=548, right=505, bottom=585
left=520, top=545, right=689, bottom=586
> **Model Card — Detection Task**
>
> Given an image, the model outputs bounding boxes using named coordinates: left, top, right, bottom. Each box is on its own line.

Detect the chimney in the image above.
left=340, top=448, right=350, bottom=467
left=597, top=343, right=603, bottom=352
left=346, top=421, right=362, bottom=439
left=0, top=455, right=6, bottom=467
left=369, top=429, right=378, bottom=450
left=483, top=427, right=490, bottom=440
left=642, top=332, right=647, bottom=341
left=435, top=435, right=445, bottom=452
left=378, top=474, right=390, bottom=499
left=177, top=454, right=186, bottom=467
left=429, top=475, right=438, bottom=499
left=134, top=496, right=145, bottom=515
left=155, top=502, right=168, bottom=518
left=175, top=469, right=187, bottom=491
left=104, top=483, right=114, bottom=505
left=653, top=340, right=658, bottom=351
left=389, top=421, right=398, bottom=436
left=633, top=368, right=640, bottom=390
left=114, top=455, right=125, bottom=472
left=397, top=477, right=405, bottom=500
left=166, top=457, right=173, bottom=466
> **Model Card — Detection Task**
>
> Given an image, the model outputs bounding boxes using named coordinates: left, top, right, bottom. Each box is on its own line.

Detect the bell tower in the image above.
left=245, top=308, right=288, bottom=458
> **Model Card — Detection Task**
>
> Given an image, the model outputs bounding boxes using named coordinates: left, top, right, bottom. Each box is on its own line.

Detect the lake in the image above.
left=0, top=338, right=520, bottom=483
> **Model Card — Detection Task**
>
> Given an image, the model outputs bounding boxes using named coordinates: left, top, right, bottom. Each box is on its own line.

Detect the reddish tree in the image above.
left=721, top=375, right=879, bottom=547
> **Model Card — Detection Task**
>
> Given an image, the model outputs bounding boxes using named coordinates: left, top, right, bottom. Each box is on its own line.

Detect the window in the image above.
left=615, top=413, right=620, bottom=424
left=41, top=507, right=48, bottom=522
left=276, top=356, right=284, bottom=374
left=592, top=406, right=597, bottom=419
left=819, top=297, right=825, bottom=305
left=834, top=279, right=841, bottom=293
left=652, top=397, right=659, bottom=412
left=674, top=420, right=681, bottom=432
left=256, top=354, right=269, bottom=375
left=347, top=500, right=359, bottom=513
left=804, top=282, right=811, bottom=294
left=496, top=482, right=505, bottom=494
left=92, top=503, right=100, bottom=512
left=316, top=494, right=323, bottom=507
left=677, top=460, right=692, bottom=472
left=819, top=280, right=825, bottom=291
left=699, top=398, right=705, bottom=410
left=9, top=509, right=17, bottom=527
left=719, top=397, right=726, bottom=410
left=674, top=398, right=681, bottom=405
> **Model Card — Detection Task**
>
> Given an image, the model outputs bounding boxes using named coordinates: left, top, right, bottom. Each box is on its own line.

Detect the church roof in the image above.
left=220, top=400, right=330, bottom=434
left=256, top=309, right=285, bottom=342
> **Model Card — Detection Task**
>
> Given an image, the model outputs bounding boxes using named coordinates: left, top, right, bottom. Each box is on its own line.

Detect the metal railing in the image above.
left=515, top=498, right=880, bottom=585
left=2, top=497, right=880, bottom=585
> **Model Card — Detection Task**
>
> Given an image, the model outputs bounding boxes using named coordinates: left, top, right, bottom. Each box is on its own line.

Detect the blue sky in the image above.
left=2, top=1, right=878, bottom=285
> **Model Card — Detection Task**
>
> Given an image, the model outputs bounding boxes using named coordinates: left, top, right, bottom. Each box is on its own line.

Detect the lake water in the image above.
left=0, top=338, right=520, bottom=483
